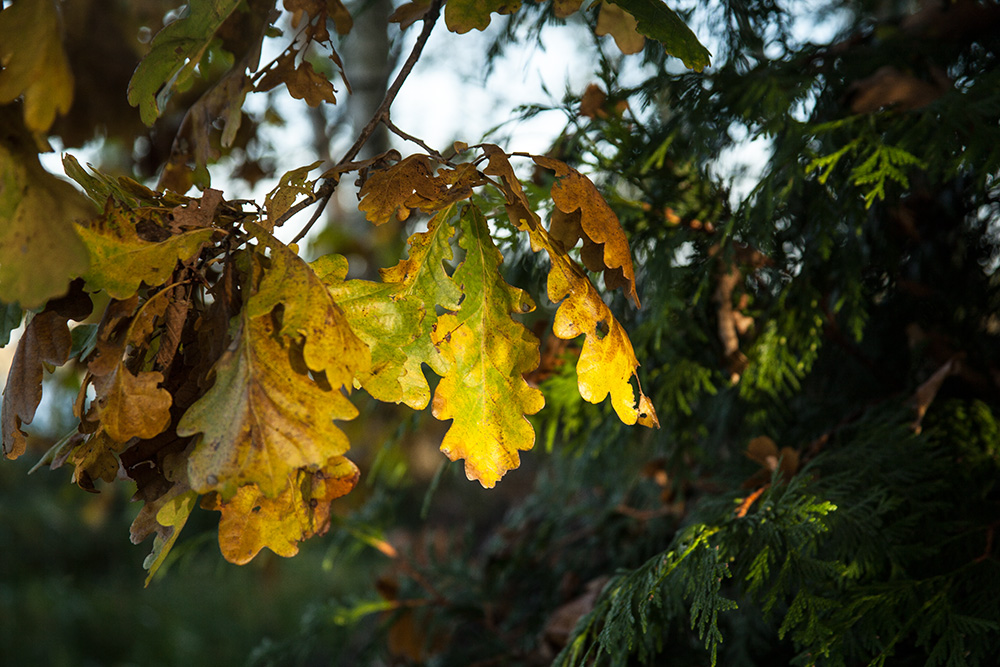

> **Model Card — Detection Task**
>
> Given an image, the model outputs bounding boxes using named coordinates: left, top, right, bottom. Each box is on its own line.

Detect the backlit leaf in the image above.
left=1, top=310, right=72, bottom=459
left=248, top=228, right=369, bottom=388
left=139, top=489, right=198, bottom=586
left=74, top=200, right=215, bottom=299
left=177, top=308, right=358, bottom=498
left=263, top=161, right=323, bottom=228
left=607, top=0, right=711, bottom=70
left=533, top=156, right=640, bottom=307
left=357, top=156, right=480, bottom=226
left=431, top=206, right=545, bottom=487
left=596, top=2, right=645, bottom=55
left=0, top=0, right=74, bottom=133
left=535, top=231, right=658, bottom=427
left=444, top=0, right=522, bottom=33
left=127, top=0, right=243, bottom=126
left=321, top=209, right=461, bottom=408
left=256, top=49, right=340, bottom=107
left=202, top=456, right=359, bottom=564
left=0, top=119, right=92, bottom=309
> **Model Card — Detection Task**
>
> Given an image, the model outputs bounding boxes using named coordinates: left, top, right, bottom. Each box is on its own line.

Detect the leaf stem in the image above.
left=285, top=0, right=444, bottom=243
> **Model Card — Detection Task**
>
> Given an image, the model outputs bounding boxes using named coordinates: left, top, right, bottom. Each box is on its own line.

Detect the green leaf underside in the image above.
left=608, top=0, right=711, bottom=70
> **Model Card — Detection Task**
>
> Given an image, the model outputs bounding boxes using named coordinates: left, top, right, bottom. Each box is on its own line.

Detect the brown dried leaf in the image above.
left=1, top=310, right=72, bottom=459
left=595, top=1, right=645, bottom=55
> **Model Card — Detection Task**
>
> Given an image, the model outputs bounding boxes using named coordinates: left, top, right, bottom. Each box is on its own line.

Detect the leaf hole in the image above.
left=309, top=498, right=319, bottom=509
left=252, top=505, right=262, bottom=513
left=595, top=320, right=609, bottom=339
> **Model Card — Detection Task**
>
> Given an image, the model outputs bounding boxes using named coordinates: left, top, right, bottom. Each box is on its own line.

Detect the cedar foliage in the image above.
left=3, top=0, right=1000, bottom=666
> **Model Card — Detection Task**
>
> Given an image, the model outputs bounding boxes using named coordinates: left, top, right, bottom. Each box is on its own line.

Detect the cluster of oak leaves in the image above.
left=2, top=145, right=658, bottom=578
left=0, top=0, right=697, bottom=582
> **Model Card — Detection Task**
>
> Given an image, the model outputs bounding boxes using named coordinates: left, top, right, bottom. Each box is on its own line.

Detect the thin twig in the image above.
left=284, top=0, right=444, bottom=242
left=383, top=116, right=450, bottom=163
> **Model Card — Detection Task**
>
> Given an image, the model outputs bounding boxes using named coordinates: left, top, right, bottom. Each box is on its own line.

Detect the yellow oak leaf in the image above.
left=357, top=156, right=481, bottom=226
left=74, top=200, right=214, bottom=300
left=202, top=456, right=359, bottom=565
left=92, top=368, right=172, bottom=444
left=0, top=0, right=74, bottom=133
left=68, top=431, right=120, bottom=492
left=533, top=155, right=640, bottom=307
left=248, top=228, right=369, bottom=389
left=177, top=309, right=358, bottom=498
left=135, top=488, right=198, bottom=586
left=595, top=1, right=645, bottom=55
left=536, top=231, right=658, bottom=428
left=320, top=209, right=461, bottom=408
left=431, top=206, right=545, bottom=487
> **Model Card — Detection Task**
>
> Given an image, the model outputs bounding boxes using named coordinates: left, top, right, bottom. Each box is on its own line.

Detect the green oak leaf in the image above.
left=444, top=0, right=522, bottom=34
left=74, top=201, right=214, bottom=299
left=127, top=0, right=243, bottom=126
left=608, top=0, right=711, bottom=71
left=0, top=116, right=92, bottom=309
left=319, top=208, right=462, bottom=409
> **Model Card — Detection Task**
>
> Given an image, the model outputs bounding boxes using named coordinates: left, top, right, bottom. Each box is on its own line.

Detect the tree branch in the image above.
left=285, top=0, right=443, bottom=243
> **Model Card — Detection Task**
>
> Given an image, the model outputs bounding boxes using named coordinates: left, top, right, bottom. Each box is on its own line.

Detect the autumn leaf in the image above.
left=533, top=228, right=658, bottom=428
left=0, top=0, right=74, bottom=134
left=1, top=311, right=72, bottom=459
left=248, top=227, right=369, bottom=388
left=552, top=0, right=584, bottom=19
left=357, top=156, right=480, bottom=226
left=431, top=206, right=545, bottom=487
left=320, top=209, right=462, bottom=408
left=284, top=0, right=353, bottom=37
left=0, top=117, right=93, bottom=309
left=256, top=49, right=341, bottom=107
left=93, top=369, right=172, bottom=444
left=177, top=308, right=358, bottom=498
left=74, top=200, right=215, bottom=300
left=68, top=431, right=120, bottom=492
left=444, top=0, right=522, bottom=33
left=127, top=0, right=243, bottom=125
left=533, top=155, right=640, bottom=307
left=263, top=161, right=323, bottom=228
left=134, top=488, right=199, bottom=586
left=606, top=0, right=711, bottom=71
left=596, top=2, right=645, bottom=55
left=202, top=456, right=359, bottom=564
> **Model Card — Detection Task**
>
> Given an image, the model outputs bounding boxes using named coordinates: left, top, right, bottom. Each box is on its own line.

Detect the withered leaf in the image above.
left=1, top=310, right=72, bottom=459
left=357, top=155, right=479, bottom=226
left=595, top=1, right=645, bottom=55
left=444, top=0, right=522, bottom=34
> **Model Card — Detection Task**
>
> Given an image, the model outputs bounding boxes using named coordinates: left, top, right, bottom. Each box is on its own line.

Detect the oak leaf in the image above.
left=0, top=0, right=74, bottom=133
left=256, top=48, right=343, bottom=107
left=134, top=488, right=198, bottom=586
left=553, top=0, right=584, bottom=19
left=534, top=229, right=658, bottom=428
left=93, top=369, right=173, bottom=444
left=0, top=121, right=92, bottom=309
left=596, top=2, right=645, bottom=55
left=605, top=0, right=711, bottom=71
left=533, top=156, right=640, bottom=307
left=177, top=309, right=358, bottom=498
left=321, top=212, right=461, bottom=407
left=263, top=161, right=323, bottom=228
left=248, top=229, right=369, bottom=388
left=74, top=201, right=215, bottom=300
left=357, top=156, right=480, bottom=226
left=68, top=431, right=120, bottom=492
left=444, top=0, right=522, bottom=34
left=202, top=456, right=359, bottom=564
left=431, top=206, right=545, bottom=487
left=127, top=0, right=243, bottom=125
left=1, top=311, right=72, bottom=459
